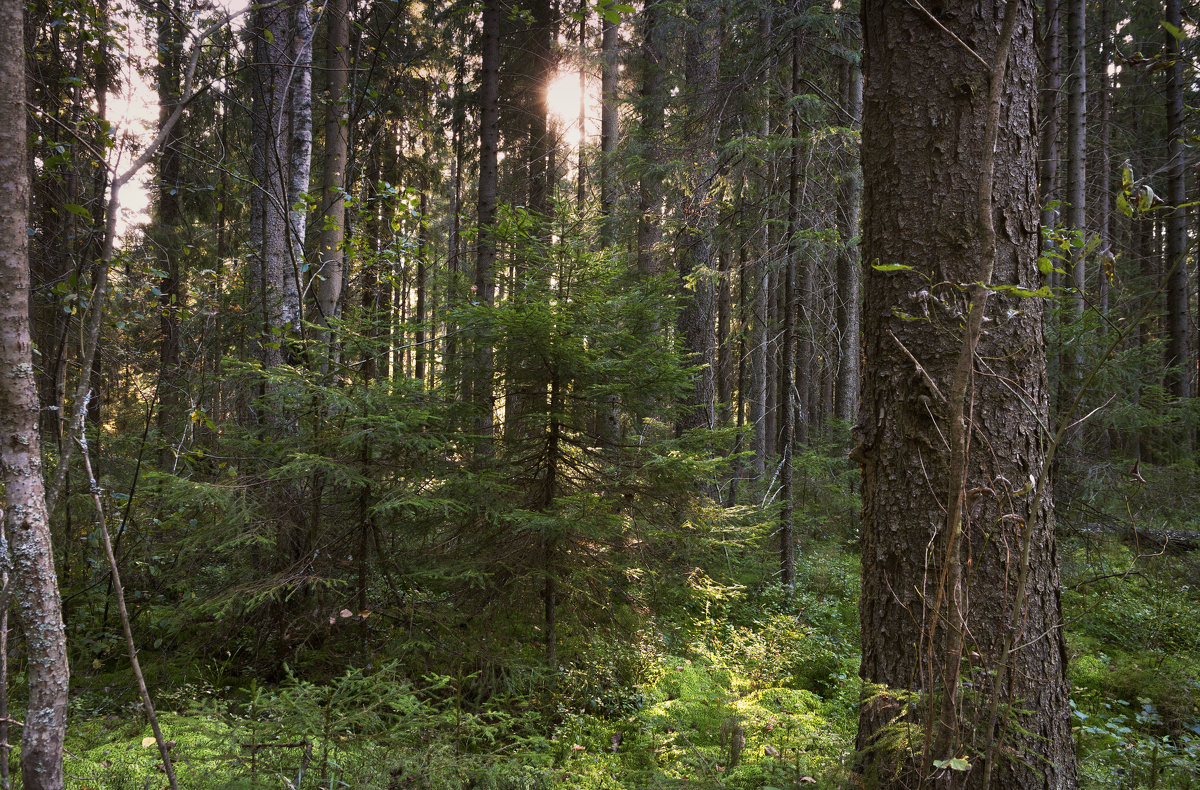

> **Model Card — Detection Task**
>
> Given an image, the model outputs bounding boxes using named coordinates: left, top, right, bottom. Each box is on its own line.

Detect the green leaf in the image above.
left=933, top=757, right=971, bottom=771
left=1037, top=256, right=1053, bottom=276
left=1138, top=187, right=1154, bottom=212
left=64, top=202, right=91, bottom=220
left=1161, top=20, right=1184, bottom=41
left=872, top=263, right=914, bottom=272
left=1116, top=193, right=1132, bottom=218
left=985, top=282, right=1053, bottom=299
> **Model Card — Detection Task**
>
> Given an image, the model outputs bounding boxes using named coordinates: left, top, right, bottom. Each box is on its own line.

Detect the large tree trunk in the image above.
left=855, top=2, right=1078, bottom=787
left=0, top=2, right=70, bottom=784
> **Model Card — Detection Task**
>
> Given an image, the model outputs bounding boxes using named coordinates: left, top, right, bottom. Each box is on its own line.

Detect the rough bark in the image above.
left=0, top=2, right=70, bottom=783
left=855, top=1, right=1078, bottom=786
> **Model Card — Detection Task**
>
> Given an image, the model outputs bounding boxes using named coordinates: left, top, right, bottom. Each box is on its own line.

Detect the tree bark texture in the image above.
left=750, top=3, right=774, bottom=474
left=287, top=0, right=313, bottom=305
left=1095, top=0, right=1111, bottom=314
left=1038, top=0, right=1060, bottom=264
left=675, top=0, right=722, bottom=434
left=317, top=0, right=349, bottom=338
left=1065, top=0, right=1085, bottom=314
left=856, top=2, right=1078, bottom=787
left=599, top=13, right=619, bottom=247
left=835, top=54, right=862, bottom=425
left=1164, top=0, right=1190, bottom=400
left=635, top=1, right=665, bottom=279
left=250, top=1, right=303, bottom=368
left=154, top=0, right=185, bottom=468
left=474, top=0, right=500, bottom=441
left=0, top=1, right=70, bottom=784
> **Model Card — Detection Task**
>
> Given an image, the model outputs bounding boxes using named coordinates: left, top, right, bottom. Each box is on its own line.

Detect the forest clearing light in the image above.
left=109, top=0, right=250, bottom=237
left=546, top=69, right=600, bottom=135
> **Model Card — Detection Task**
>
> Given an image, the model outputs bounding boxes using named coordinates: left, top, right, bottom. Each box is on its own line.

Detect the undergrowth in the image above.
left=7, top=450, right=1198, bottom=789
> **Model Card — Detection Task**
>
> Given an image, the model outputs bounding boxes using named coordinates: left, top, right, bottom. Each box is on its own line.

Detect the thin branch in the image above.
left=906, top=0, right=989, bottom=69
left=889, top=329, right=946, bottom=402
left=77, top=392, right=178, bottom=790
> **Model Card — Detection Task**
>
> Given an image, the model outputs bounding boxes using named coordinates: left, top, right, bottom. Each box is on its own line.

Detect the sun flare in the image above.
left=546, top=70, right=600, bottom=133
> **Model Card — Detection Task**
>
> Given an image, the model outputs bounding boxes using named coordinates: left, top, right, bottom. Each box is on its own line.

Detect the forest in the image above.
left=1, top=0, right=1199, bottom=786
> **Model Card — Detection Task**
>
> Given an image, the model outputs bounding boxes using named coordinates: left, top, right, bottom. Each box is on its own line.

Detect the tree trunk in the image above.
left=599, top=13, right=618, bottom=246
left=287, top=0, right=312, bottom=331
left=317, top=0, right=349, bottom=352
left=790, top=21, right=814, bottom=445
left=1164, top=0, right=1190, bottom=402
left=251, top=1, right=299, bottom=368
left=675, top=0, right=721, bottom=435
left=1095, top=0, right=1111, bottom=315
left=750, top=5, right=773, bottom=474
left=635, top=1, right=665, bottom=279
left=0, top=3, right=70, bottom=783
left=855, top=2, right=1078, bottom=786
left=1038, top=0, right=1060, bottom=266
left=835, top=53, right=862, bottom=425
left=1065, top=0, right=1085, bottom=313
left=446, top=51, right=466, bottom=392
left=415, top=188, right=428, bottom=386
left=778, top=30, right=797, bottom=588
left=474, top=0, right=500, bottom=442
left=717, top=247, right=732, bottom=424
left=154, top=0, right=185, bottom=468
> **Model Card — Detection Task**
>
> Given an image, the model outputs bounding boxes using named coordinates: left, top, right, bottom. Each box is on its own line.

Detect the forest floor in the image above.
left=46, top=458, right=1200, bottom=789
